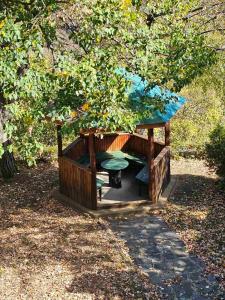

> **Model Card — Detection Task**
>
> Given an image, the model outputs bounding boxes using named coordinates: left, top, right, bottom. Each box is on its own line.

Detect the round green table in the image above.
left=101, top=158, right=129, bottom=188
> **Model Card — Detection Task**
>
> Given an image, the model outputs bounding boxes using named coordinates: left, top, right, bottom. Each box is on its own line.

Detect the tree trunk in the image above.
left=0, top=90, right=17, bottom=179
left=0, top=141, right=17, bottom=179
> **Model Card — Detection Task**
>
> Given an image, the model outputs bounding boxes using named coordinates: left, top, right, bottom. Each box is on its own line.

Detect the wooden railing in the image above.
left=125, top=134, right=148, bottom=156
left=63, top=137, right=88, bottom=161
left=63, top=133, right=164, bottom=160
left=59, top=133, right=170, bottom=208
left=152, top=146, right=170, bottom=202
left=93, top=133, right=130, bottom=152
left=58, top=156, right=96, bottom=210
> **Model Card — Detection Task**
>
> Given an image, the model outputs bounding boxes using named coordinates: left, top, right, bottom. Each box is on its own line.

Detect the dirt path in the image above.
left=110, top=215, right=224, bottom=299
left=109, top=159, right=225, bottom=299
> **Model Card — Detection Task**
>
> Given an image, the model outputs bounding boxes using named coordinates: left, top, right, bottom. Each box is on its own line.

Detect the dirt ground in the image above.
left=0, top=162, right=159, bottom=300
left=0, top=159, right=224, bottom=299
left=160, top=159, right=225, bottom=290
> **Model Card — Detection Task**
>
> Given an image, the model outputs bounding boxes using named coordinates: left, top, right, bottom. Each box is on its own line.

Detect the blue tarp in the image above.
left=117, top=68, right=187, bottom=125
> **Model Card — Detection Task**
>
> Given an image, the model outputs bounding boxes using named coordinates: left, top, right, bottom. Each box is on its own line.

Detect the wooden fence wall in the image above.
left=63, top=133, right=165, bottom=160
left=93, top=133, right=131, bottom=152
left=152, top=146, right=170, bottom=202
left=124, top=134, right=148, bottom=156
left=58, top=156, right=96, bottom=210
left=63, top=138, right=88, bottom=161
left=58, top=132, right=170, bottom=209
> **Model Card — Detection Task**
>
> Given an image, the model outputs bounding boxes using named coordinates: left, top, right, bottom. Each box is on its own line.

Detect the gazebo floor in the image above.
left=97, top=168, right=149, bottom=208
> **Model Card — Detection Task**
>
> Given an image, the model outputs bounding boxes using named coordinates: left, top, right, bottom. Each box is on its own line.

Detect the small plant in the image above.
left=206, top=124, right=225, bottom=183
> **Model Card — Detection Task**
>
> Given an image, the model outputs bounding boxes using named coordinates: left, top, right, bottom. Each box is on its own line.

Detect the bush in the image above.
left=206, top=124, right=225, bottom=180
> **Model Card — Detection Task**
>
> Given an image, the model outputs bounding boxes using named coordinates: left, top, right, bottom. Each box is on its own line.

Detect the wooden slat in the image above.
left=86, top=133, right=131, bottom=153
left=136, top=122, right=166, bottom=129
left=63, top=137, right=88, bottom=160
left=148, top=129, right=155, bottom=203
left=152, top=146, right=170, bottom=202
left=165, top=122, right=170, bottom=146
left=58, top=156, right=95, bottom=210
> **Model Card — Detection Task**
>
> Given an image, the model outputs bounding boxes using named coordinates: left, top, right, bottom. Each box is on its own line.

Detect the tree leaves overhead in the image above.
left=0, top=0, right=220, bottom=164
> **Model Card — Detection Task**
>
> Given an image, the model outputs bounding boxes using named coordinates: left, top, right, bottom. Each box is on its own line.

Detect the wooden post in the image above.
left=148, top=128, right=156, bottom=203
left=89, top=133, right=97, bottom=210
left=57, top=125, right=63, bottom=157
left=165, top=122, right=171, bottom=183
left=165, top=122, right=170, bottom=146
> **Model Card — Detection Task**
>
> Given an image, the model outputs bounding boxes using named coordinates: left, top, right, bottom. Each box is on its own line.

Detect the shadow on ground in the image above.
left=109, top=163, right=225, bottom=299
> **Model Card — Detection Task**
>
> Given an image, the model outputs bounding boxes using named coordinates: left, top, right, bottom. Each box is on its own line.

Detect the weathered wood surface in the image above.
left=165, top=122, right=170, bottom=146
left=58, top=156, right=96, bottom=210
left=148, top=129, right=155, bottom=203
left=125, top=134, right=148, bottom=156
left=63, top=137, right=88, bottom=160
left=90, top=133, right=131, bottom=153
left=124, top=134, right=164, bottom=158
left=152, top=146, right=170, bottom=203
left=63, top=133, right=164, bottom=160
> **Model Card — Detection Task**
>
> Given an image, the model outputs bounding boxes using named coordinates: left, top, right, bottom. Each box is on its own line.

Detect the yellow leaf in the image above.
left=81, top=103, right=89, bottom=111
left=0, top=20, right=5, bottom=30
left=121, top=0, right=132, bottom=10
left=70, top=111, right=78, bottom=118
left=56, top=71, right=69, bottom=78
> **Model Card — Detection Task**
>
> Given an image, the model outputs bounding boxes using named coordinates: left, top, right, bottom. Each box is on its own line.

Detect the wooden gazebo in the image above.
left=56, top=68, right=186, bottom=211
left=57, top=122, right=171, bottom=210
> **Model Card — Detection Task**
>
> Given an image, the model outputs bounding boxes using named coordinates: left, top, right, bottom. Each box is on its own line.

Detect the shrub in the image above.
left=206, top=124, right=225, bottom=180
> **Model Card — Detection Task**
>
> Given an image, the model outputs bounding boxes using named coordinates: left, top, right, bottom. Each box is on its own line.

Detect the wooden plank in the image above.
left=148, top=129, right=156, bottom=203
left=136, top=122, right=166, bottom=129
left=152, top=146, right=170, bottom=202
left=63, top=137, right=88, bottom=160
left=58, top=156, right=94, bottom=210
left=125, top=134, right=148, bottom=156
left=94, top=133, right=130, bottom=152
left=165, top=122, right=170, bottom=146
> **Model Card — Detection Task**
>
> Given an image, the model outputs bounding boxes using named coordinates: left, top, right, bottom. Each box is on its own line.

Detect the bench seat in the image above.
left=135, top=165, right=149, bottom=184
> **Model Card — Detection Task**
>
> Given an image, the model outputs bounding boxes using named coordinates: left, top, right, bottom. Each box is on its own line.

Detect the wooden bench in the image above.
left=135, top=165, right=149, bottom=196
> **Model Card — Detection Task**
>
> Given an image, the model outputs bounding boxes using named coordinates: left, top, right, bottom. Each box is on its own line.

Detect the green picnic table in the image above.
left=76, top=150, right=146, bottom=167
left=101, top=158, right=129, bottom=188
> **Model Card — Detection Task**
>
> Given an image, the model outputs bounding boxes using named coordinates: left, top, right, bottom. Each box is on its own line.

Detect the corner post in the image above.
left=165, top=122, right=171, bottom=183
left=89, top=133, right=97, bottom=210
left=165, top=121, right=170, bottom=146
left=57, top=125, right=63, bottom=157
left=148, top=128, right=156, bottom=203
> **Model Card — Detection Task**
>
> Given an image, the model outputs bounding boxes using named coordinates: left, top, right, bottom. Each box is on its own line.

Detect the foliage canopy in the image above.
left=0, top=0, right=221, bottom=164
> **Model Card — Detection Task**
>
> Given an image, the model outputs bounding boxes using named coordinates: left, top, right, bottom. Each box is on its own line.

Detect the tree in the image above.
left=0, top=0, right=220, bottom=178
